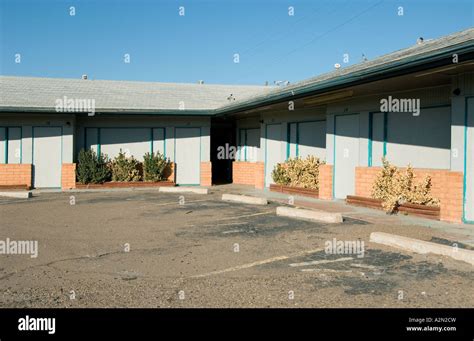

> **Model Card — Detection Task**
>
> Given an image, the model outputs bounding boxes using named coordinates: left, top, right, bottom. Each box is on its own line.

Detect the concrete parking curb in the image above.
left=0, top=191, right=32, bottom=199
left=222, top=194, right=268, bottom=205
left=159, top=187, right=208, bottom=194
left=370, top=232, right=474, bottom=266
left=276, top=206, right=343, bottom=223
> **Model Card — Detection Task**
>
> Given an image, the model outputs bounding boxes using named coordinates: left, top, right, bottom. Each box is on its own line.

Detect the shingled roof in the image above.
left=1, top=28, right=473, bottom=116
left=215, top=27, right=474, bottom=115
left=0, top=76, right=273, bottom=114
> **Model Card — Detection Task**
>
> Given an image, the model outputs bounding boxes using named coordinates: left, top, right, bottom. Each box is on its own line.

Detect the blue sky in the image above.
left=0, top=0, right=472, bottom=85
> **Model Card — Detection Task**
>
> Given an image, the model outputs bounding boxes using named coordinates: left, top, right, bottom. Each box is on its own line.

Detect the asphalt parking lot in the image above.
left=0, top=189, right=472, bottom=308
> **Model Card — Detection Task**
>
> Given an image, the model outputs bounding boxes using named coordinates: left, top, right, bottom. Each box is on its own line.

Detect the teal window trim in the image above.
left=264, top=125, right=268, bottom=188
left=163, top=128, right=167, bottom=158
left=379, top=105, right=449, bottom=165
left=60, top=126, right=63, bottom=187
left=97, top=128, right=101, bottom=159
left=84, top=126, right=166, bottom=158
left=296, top=123, right=300, bottom=157
left=244, top=128, right=248, bottom=161
left=383, top=112, right=388, bottom=157
left=238, top=127, right=259, bottom=162
left=1, top=126, right=23, bottom=164
left=287, top=119, right=326, bottom=160
left=368, top=113, right=373, bottom=166
left=368, top=112, right=387, bottom=166
left=236, top=128, right=242, bottom=161
left=20, top=128, right=22, bottom=164
left=286, top=124, right=291, bottom=160
left=1, top=127, right=5, bottom=163
left=150, top=127, right=166, bottom=157
left=150, top=128, right=154, bottom=154
left=237, top=128, right=242, bottom=161
left=263, top=123, right=281, bottom=188
left=5, top=127, right=8, bottom=164
left=244, top=129, right=248, bottom=161
left=462, top=96, right=474, bottom=224
left=31, top=128, right=34, bottom=164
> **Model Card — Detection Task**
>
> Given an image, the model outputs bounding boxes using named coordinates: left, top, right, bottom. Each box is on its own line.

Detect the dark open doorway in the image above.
left=210, top=117, right=235, bottom=185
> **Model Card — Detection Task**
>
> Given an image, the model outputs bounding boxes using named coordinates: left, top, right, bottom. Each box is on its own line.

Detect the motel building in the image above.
left=0, top=28, right=473, bottom=224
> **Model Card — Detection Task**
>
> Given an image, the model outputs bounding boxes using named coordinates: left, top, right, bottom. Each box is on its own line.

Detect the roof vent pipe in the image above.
left=81, top=74, right=88, bottom=80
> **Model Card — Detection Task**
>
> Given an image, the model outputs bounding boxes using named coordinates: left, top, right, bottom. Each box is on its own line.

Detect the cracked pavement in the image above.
left=0, top=190, right=473, bottom=308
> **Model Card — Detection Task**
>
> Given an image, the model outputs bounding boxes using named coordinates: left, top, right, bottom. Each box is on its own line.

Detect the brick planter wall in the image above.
left=233, top=161, right=256, bottom=186
left=200, top=162, right=212, bottom=186
left=0, top=164, right=32, bottom=189
left=255, top=162, right=264, bottom=189
left=318, top=164, right=333, bottom=200
left=355, top=167, right=463, bottom=223
left=61, top=163, right=76, bottom=190
left=232, top=161, right=265, bottom=189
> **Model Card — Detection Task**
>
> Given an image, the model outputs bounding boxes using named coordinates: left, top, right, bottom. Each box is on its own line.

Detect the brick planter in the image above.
left=75, top=181, right=175, bottom=189
left=269, top=184, right=319, bottom=198
left=232, top=161, right=265, bottom=189
left=0, top=184, right=30, bottom=191
left=318, top=164, right=333, bottom=200
left=0, top=164, right=32, bottom=189
left=62, top=163, right=76, bottom=189
left=200, top=162, right=212, bottom=186
left=346, top=195, right=440, bottom=220
left=355, top=166, right=462, bottom=223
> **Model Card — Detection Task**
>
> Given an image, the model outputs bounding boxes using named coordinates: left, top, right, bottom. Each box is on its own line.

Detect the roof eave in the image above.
left=214, top=41, right=474, bottom=117
left=0, top=107, right=215, bottom=116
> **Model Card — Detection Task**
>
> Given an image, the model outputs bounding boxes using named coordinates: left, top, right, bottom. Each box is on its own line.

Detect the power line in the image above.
left=236, top=0, right=385, bottom=83
left=239, top=2, right=330, bottom=57
left=276, top=0, right=385, bottom=62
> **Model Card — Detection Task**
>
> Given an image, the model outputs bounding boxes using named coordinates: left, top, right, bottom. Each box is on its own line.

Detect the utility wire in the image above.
left=275, top=0, right=385, bottom=63
left=239, top=2, right=330, bottom=57
left=236, top=0, right=385, bottom=83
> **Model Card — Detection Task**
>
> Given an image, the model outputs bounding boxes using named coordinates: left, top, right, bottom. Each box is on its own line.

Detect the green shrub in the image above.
left=143, top=152, right=170, bottom=182
left=371, top=157, right=439, bottom=213
left=76, top=149, right=112, bottom=184
left=110, top=151, right=142, bottom=182
left=272, top=156, right=324, bottom=189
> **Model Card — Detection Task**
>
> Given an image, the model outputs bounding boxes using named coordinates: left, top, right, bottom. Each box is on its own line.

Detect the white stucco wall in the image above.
left=75, top=115, right=211, bottom=163
left=0, top=114, right=76, bottom=165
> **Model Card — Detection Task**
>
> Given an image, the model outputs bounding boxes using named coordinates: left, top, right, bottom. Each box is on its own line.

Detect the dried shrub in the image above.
left=272, top=156, right=324, bottom=189
left=272, top=163, right=290, bottom=186
left=371, top=158, right=439, bottom=213
left=110, top=150, right=142, bottom=182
